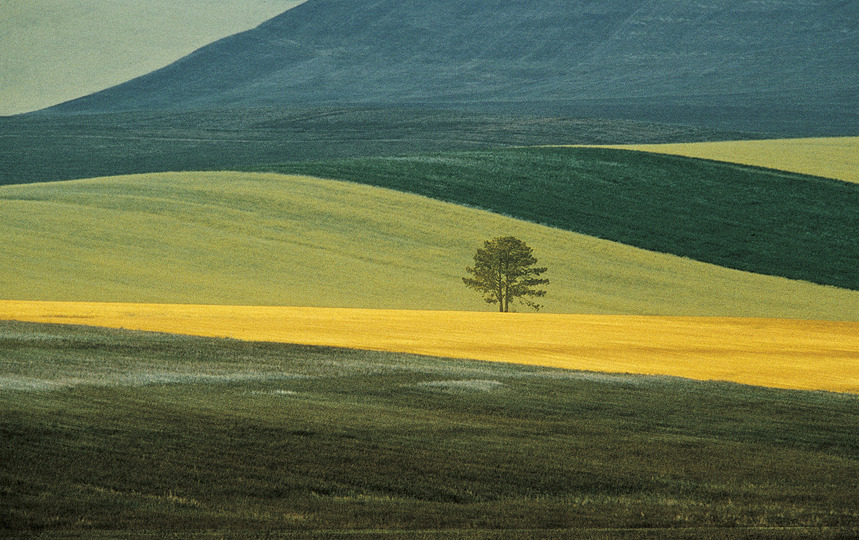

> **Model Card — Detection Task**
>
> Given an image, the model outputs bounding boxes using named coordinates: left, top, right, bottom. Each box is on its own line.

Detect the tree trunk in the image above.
left=502, top=258, right=508, bottom=312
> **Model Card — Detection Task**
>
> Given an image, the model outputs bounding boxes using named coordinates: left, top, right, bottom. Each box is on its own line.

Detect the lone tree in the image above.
left=463, top=236, right=549, bottom=312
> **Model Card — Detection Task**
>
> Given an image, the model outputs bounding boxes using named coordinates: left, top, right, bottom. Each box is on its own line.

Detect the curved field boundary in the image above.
left=3, top=171, right=856, bottom=319
left=254, top=147, right=859, bottom=290
left=2, top=301, right=856, bottom=393
left=578, top=137, right=859, bottom=184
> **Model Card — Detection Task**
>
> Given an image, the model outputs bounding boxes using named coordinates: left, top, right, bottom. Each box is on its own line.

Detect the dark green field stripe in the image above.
left=254, top=147, right=858, bottom=290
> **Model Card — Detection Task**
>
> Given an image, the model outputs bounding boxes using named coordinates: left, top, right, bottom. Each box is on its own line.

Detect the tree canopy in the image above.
left=463, top=236, right=548, bottom=312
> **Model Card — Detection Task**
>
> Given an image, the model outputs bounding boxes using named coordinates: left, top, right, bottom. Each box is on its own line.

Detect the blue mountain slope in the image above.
left=48, top=0, right=858, bottom=135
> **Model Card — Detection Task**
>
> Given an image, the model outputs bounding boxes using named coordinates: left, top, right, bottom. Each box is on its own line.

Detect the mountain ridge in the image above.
left=47, top=0, right=858, bottom=136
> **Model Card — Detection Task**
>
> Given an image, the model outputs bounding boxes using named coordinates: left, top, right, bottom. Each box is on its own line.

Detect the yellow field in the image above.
left=579, top=137, right=859, bottom=183
left=2, top=300, right=856, bottom=394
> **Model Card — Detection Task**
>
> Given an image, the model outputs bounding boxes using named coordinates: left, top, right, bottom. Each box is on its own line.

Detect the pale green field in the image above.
left=1, top=171, right=856, bottom=319
left=581, top=137, right=859, bottom=183
left=0, top=1, right=306, bottom=114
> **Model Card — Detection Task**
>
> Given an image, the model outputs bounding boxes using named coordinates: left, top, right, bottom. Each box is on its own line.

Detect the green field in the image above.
left=0, top=107, right=751, bottom=187
left=2, top=4, right=855, bottom=535
left=1, top=321, right=857, bottom=537
left=2, top=111, right=857, bottom=537
left=254, top=146, right=859, bottom=290
left=2, top=171, right=856, bottom=318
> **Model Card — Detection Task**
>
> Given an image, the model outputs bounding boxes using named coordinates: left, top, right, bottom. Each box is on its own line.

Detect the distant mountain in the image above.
left=47, top=0, right=857, bottom=135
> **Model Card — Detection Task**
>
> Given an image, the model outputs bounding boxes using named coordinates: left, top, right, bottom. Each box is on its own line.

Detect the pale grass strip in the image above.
left=1, top=301, right=856, bottom=394
left=566, top=137, right=859, bottom=183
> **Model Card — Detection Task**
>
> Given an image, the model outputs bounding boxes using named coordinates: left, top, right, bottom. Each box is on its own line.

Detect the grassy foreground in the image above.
left=1, top=320, right=857, bottom=538
left=2, top=171, right=857, bottom=319
left=584, top=137, right=859, bottom=184
left=2, top=301, right=857, bottom=393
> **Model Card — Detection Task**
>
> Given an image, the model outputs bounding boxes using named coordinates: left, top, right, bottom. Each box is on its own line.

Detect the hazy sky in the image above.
left=0, top=0, right=307, bottom=115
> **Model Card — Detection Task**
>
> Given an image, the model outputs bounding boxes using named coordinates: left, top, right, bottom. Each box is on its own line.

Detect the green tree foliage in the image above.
left=463, top=236, right=549, bottom=312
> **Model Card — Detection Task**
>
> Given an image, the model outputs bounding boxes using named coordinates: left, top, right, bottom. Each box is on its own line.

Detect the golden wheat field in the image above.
left=579, top=137, right=859, bottom=183
left=2, top=300, right=856, bottom=394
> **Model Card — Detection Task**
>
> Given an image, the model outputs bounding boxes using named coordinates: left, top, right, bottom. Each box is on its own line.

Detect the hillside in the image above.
left=0, top=107, right=748, bottom=187
left=255, top=147, right=859, bottom=291
left=0, top=1, right=306, bottom=115
left=1, top=171, right=855, bottom=319
left=45, top=0, right=858, bottom=136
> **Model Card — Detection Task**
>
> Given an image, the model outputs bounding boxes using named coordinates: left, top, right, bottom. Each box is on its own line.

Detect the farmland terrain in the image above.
left=1, top=321, right=857, bottom=537
left=254, top=147, right=859, bottom=290
left=45, top=0, right=858, bottom=136
left=0, top=108, right=750, bottom=187
left=3, top=1, right=856, bottom=536
left=2, top=303, right=856, bottom=393
left=585, top=137, right=859, bottom=184
left=2, top=170, right=856, bottom=318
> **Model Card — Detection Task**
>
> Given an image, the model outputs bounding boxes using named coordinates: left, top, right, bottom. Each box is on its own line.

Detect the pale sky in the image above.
left=0, top=0, right=307, bottom=115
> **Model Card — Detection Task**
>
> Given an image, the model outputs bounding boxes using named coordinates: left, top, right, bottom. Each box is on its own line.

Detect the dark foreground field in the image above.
left=1, top=321, right=857, bottom=538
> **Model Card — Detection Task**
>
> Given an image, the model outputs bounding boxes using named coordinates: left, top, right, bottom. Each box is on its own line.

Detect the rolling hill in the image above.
left=254, top=147, right=859, bottom=291
left=45, top=0, right=858, bottom=136
left=0, top=107, right=748, bottom=187
left=1, top=171, right=856, bottom=319
left=5, top=2, right=856, bottom=534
